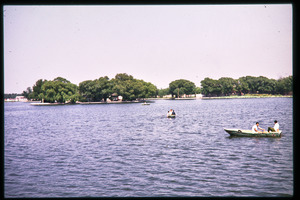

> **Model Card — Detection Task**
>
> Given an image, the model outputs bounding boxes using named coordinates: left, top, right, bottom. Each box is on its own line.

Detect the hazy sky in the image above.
left=4, top=4, right=292, bottom=93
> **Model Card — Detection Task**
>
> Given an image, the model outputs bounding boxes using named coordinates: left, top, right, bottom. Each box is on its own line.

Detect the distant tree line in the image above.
left=21, top=73, right=157, bottom=103
left=17, top=74, right=292, bottom=103
left=200, top=76, right=293, bottom=97
left=79, top=73, right=157, bottom=102
left=167, top=79, right=200, bottom=98
left=4, top=93, right=23, bottom=99
left=24, top=77, right=80, bottom=103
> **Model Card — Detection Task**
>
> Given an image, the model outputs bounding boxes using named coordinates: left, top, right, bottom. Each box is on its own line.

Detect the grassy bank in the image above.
left=201, top=94, right=292, bottom=100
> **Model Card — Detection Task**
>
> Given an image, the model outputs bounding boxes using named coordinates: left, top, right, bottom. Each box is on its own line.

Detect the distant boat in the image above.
left=142, top=102, right=150, bottom=105
left=167, top=114, right=176, bottom=118
left=30, top=102, right=64, bottom=106
left=224, top=128, right=282, bottom=137
left=30, top=102, right=51, bottom=106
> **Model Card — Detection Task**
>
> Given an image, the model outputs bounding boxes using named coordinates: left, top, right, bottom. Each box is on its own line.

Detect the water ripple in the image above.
left=4, top=98, right=293, bottom=197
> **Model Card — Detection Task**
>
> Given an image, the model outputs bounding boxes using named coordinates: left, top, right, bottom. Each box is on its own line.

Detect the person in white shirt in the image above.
left=167, top=109, right=176, bottom=116
left=268, top=120, right=280, bottom=132
left=252, top=122, right=265, bottom=133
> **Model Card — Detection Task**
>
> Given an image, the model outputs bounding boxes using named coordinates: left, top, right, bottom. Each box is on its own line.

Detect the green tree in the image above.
left=53, top=77, right=70, bottom=83
left=276, top=76, right=292, bottom=95
left=157, top=88, right=170, bottom=97
left=96, top=76, right=113, bottom=101
left=79, top=80, right=96, bottom=101
left=169, top=79, right=196, bottom=98
left=115, top=73, right=134, bottom=81
left=200, top=78, right=222, bottom=96
left=111, top=73, right=157, bottom=101
left=218, top=77, right=237, bottom=96
left=245, top=76, right=259, bottom=93
left=22, top=87, right=33, bottom=99
left=32, top=77, right=79, bottom=103
left=138, top=80, right=157, bottom=99
left=236, top=77, right=250, bottom=94
left=194, top=87, right=201, bottom=94
left=256, top=76, right=276, bottom=94
left=201, top=75, right=292, bottom=96
left=111, top=75, right=132, bottom=101
left=31, top=79, right=48, bottom=100
left=4, top=93, right=22, bottom=99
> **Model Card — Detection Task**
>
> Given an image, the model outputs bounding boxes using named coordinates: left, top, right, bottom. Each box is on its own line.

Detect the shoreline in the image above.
left=201, top=95, right=292, bottom=100
left=77, top=100, right=143, bottom=105
left=151, top=95, right=292, bottom=100
left=29, top=100, right=146, bottom=106
left=16, top=95, right=292, bottom=106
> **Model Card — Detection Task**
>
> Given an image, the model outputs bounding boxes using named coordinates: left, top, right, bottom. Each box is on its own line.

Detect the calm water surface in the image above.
left=4, top=98, right=293, bottom=197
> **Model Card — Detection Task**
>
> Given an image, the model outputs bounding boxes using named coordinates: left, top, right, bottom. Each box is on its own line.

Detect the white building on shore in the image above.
left=4, top=96, right=28, bottom=102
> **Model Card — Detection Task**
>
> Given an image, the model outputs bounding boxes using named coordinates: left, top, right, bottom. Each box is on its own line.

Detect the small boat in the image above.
left=142, top=102, right=150, bottom=105
left=30, top=102, right=54, bottom=106
left=167, top=114, right=176, bottom=118
left=224, top=128, right=282, bottom=137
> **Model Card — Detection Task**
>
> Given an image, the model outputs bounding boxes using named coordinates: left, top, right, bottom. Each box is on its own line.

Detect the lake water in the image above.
left=4, top=98, right=293, bottom=197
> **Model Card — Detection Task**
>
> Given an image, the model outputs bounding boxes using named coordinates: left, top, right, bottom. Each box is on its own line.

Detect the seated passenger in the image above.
left=252, top=122, right=264, bottom=133
left=167, top=109, right=174, bottom=116
left=268, top=120, right=280, bottom=132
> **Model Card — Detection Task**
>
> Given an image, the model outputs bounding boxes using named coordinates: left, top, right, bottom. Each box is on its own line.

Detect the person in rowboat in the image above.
left=268, top=120, right=280, bottom=132
left=252, top=122, right=265, bottom=133
left=167, top=109, right=176, bottom=116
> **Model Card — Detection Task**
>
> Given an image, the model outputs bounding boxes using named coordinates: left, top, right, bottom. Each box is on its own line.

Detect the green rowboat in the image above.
left=224, top=128, right=282, bottom=137
left=167, top=114, right=176, bottom=118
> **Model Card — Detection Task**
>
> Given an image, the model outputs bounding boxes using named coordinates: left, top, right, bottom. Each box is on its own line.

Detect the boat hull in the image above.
left=224, top=129, right=282, bottom=137
left=167, top=115, right=176, bottom=118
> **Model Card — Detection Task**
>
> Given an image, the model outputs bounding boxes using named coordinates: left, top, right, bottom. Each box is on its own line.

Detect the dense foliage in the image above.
left=28, top=77, right=80, bottom=103
left=79, top=73, right=157, bottom=102
left=22, top=87, right=32, bottom=99
left=169, top=79, right=196, bottom=98
left=4, top=93, right=22, bottom=99
left=110, top=73, right=157, bottom=101
left=79, top=76, right=112, bottom=102
left=157, top=88, right=170, bottom=97
left=14, top=74, right=292, bottom=103
left=201, top=76, right=293, bottom=97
